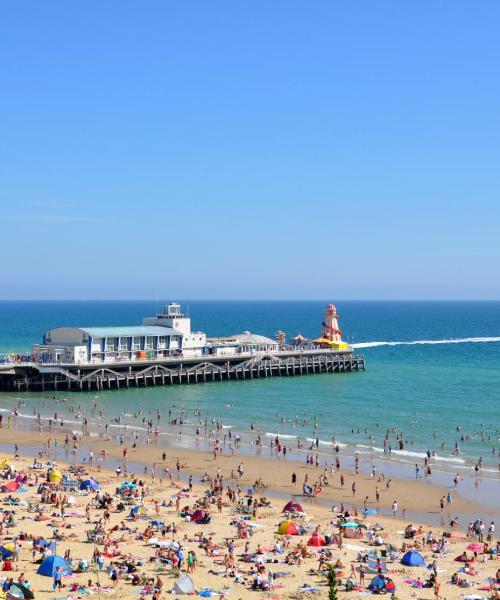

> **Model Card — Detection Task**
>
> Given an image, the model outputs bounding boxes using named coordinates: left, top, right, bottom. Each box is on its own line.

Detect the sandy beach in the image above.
left=0, top=423, right=498, bottom=600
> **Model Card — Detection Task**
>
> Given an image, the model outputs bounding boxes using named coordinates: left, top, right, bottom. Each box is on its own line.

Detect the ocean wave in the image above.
left=306, top=437, right=347, bottom=447
left=352, top=336, right=500, bottom=349
left=265, top=433, right=297, bottom=439
left=434, top=455, right=466, bottom=464
left=391, top=449, right=428, bottom=459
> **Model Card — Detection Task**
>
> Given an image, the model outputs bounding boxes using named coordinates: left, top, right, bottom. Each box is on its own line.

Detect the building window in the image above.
left=132, top=337, right=142, bottom=350
left=119, top=338, right=129, bottom=351
left=106, top=337, right=117, bottom=352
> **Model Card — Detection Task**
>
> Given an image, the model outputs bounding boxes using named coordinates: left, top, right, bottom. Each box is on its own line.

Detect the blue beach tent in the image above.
left=0, top=545, right=14, bottom=560
left=368, top=575, right=387, bottom=592
left=363, top=508, right=377, bottom=516
left=80, top=479, right=100, bottom=491
left=401, top=550, right=425, bottom=566
left=37, top=555, right=73, bottom=577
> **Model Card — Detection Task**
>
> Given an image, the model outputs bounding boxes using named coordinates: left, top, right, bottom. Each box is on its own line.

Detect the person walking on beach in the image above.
left=359, top=564, right=366, bottom=587
left=351, top=482, right=357, bottom=496
left=291, top=472, right=296, bottom=485
left=53, top=566, right=63, bottom=591
left=392, top=500, right=398, bottom=516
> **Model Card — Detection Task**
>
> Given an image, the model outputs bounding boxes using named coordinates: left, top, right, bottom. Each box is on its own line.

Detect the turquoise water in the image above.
left=0, top=300, right=499, bottom=472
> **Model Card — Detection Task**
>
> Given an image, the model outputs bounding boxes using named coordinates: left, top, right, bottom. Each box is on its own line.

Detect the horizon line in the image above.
left=1, top=298, right=499, bottom=302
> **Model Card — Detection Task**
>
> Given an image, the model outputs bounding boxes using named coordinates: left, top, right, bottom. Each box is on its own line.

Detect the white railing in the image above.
left=0, top=345, right=354, bottom=369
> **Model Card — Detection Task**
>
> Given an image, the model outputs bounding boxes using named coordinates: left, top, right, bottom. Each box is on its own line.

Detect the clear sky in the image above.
left=1, top=1, right=499, bottom=300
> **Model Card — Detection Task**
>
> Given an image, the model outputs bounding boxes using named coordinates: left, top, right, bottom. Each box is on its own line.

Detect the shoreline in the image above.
left=1, top=423, right=498, bottom=530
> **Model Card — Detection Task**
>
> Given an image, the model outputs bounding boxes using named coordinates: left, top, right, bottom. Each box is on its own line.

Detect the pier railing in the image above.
left=0, top=346, right=353, bottom=369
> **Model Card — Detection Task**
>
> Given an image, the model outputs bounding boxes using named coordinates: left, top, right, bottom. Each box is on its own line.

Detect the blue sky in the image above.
left=1, top=2, right=499, bottom=299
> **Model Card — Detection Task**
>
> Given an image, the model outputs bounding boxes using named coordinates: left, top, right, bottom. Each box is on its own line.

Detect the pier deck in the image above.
left=0, top=349, right=365, bottom=392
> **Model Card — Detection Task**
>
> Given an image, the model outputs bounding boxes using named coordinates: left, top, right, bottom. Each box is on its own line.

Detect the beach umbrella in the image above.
left=79, top=479, right=100, bottom=491
left=48, top=469, right=62, bottom=484
left=307, top=533, right=326, bottom=547
left=277, top=519, right=299, bottom=535
left=362, top=508, right=377, bottom=516
left=282, top=501, right=304, bottom=513
left=0, top=543, right=15, bottom=559
left=37, top=555, right=72, bottom=577
left=401, top=551, right=425, bottom=566
left=119, top=482, right=136, bottom=492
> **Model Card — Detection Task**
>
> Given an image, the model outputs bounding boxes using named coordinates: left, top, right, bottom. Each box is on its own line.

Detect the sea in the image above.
left=0, top=300, right=499, bottom=493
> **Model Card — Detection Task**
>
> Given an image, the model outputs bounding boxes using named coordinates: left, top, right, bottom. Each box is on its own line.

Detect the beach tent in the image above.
left=0, top=543, right=15, bottom=559
left=79, top=479, right=100, bottom=491
left=341, top=522, right=361, bottom=539
left=129, top=506, right=146, bottom=518
left=191, top=510, right=209, bottom=524
left=172, top=575, right=195, bottom=595
left=307, top=533, right=326, bottom=547
left=48, top=469, right=62, bottom=484
left=37, top=555, right=72, bottom=577
left=401, top=551, right=425, bottom=566
left=343, top=527, right=362, bottom=539
left=1, top=481, right=19, bottom=493
left=277, top=519, right=299, bottom=535
left=282, top=501, right=304, bottom=513
left=368, top=574, right=387, bottom=592
left=149, top=520, right=164, bottom=530
left=362, top=508, right=377, bottom=516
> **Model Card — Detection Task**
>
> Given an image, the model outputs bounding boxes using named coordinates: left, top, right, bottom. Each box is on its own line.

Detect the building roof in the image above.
left=209, top=331, right=277, bottom=346
left=50, top=326, right=180, bottom=338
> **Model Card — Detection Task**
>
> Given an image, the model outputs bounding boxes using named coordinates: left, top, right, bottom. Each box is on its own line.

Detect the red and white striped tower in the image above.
left=321, top=304, right=343, bottom=342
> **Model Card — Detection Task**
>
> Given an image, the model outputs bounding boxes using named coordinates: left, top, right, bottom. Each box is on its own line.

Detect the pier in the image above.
left=0, top=349, right=365, bottom=392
